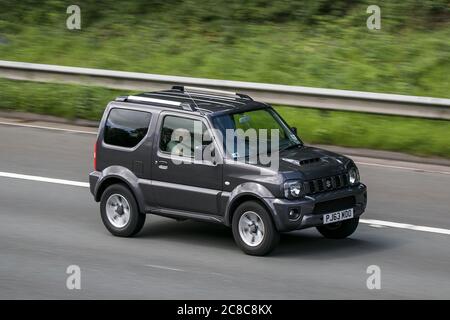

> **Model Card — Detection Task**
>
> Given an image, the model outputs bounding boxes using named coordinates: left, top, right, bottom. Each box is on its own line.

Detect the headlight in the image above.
left=348, top=166, right=360, bottom=185
left=284, top=181, right=303, bottom=198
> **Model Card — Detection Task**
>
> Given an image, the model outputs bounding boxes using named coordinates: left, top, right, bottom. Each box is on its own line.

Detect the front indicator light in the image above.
left=349, top=167, right=360, bottom=185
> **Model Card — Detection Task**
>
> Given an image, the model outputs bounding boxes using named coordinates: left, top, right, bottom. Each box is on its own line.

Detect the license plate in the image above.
left=323, top=208, right=354, bottom=224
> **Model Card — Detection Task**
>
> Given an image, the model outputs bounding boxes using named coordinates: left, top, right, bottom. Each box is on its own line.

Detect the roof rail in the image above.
left=236, top=93, right=253, bottom=101
left=172, top=85, right=253, bottom=101
left=117, top=95, right=196, bottom=111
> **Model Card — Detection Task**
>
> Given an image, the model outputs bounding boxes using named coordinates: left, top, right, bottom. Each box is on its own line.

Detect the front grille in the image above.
left=313, top=196, right=356, bottom=215
left=304, top=173, right=350, bottom=195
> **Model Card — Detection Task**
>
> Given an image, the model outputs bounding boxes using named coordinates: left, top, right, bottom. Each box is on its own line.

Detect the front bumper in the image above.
left=266, top=183, right=367, bottom=232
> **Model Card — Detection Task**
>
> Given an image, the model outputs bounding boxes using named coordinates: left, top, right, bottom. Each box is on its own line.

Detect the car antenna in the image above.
left=179, top=86, right=200, bottom=111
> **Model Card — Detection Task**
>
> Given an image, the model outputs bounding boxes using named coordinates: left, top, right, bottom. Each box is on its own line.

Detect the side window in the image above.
left=104, top=108, right=151, bottom=148
left=159, top=116, right=210, bottom=158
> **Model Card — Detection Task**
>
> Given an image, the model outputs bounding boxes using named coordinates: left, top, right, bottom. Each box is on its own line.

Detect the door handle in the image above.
left=156, top=160, right=168, bottom=170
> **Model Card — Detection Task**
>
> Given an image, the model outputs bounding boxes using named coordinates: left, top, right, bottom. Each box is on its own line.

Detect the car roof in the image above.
left=112, top=86, right=270, bottom=116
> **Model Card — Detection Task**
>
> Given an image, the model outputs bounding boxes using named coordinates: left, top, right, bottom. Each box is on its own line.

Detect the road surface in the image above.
left=0, top=120, right=449, bottom=299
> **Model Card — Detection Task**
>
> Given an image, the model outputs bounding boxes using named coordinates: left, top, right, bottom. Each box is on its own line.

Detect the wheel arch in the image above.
left=224, top=182, right=280, bottom=229
left=94, top=168, right=145, bottom=213
left=226, top=194, right=273, bottom=224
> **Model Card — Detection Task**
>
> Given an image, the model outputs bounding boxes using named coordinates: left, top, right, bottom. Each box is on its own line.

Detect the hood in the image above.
left=277, top=145, right=350, bottom=180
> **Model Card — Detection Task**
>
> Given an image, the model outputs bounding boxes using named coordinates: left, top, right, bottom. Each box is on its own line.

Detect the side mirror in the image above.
left=291, top=127, right=297, bottom=135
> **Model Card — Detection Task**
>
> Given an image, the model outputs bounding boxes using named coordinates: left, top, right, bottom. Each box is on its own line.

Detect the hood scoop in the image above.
left=282, top=157, right=321, bottom=167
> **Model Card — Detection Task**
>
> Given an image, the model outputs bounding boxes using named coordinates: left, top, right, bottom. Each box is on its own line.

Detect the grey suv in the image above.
left=89, top=86, right=367, bottom=255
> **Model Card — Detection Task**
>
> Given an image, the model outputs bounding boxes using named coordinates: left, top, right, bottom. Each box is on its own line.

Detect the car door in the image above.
left=151, top=112, right=222, bottom=215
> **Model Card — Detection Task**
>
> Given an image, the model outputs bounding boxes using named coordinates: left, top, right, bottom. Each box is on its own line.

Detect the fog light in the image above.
left=288, top=208, right=301, bottom=221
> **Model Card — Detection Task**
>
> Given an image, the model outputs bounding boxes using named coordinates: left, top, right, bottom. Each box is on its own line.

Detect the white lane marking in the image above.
left=360, top=219, right=450, bottom=235
left=0, top=172, right=89, bottom=188
left=1, top=170, right=449, bottom=236
left=145, top=264, right=186, bottom=272
left=145, top=265, right=230, bottom=278
left=368, top=224, right=384, bottom=228
left=355, top=161, right=450, bottom=176
left=0, top=121, right=97, bottom=135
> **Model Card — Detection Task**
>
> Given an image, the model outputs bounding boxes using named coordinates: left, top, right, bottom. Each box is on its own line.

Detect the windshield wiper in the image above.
left=280, top=142, right=302, bottom=152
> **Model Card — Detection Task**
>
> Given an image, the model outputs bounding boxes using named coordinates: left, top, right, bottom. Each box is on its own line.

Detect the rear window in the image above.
left=104, top=108, right=151, bottom=148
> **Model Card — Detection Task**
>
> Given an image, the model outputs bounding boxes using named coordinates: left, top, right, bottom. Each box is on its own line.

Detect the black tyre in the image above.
left=100, top=184, right=146, bottom=237
left=316, top=217, right=359, bottom=239
left=232, top=201, right=280, bottom=256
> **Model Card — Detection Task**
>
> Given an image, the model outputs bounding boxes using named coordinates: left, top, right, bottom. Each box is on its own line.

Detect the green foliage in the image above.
left=0, top=0, right=449, bottom=158
left=0, top=79, right=121, bottom=120
left=0, top=79, right=448, bottom=158
left=0, top=0, right=448, bottom=97
left=277, top=106, right=450, bottom=158
left=1, top=0, right=447, bottom=26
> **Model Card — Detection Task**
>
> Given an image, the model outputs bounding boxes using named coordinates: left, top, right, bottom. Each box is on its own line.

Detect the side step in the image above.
left=149, top=208, right=225, bottom=224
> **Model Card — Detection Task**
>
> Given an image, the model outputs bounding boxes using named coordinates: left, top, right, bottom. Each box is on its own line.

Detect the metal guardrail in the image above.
left=1, top=60, right=449, bottom=120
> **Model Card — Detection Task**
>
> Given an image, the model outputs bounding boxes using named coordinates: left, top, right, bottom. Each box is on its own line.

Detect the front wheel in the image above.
left=232, top=201, right=279, bottom=256
left=100, top=184, right=146, bottom=237
left=316, top=217, right=359, bottom=239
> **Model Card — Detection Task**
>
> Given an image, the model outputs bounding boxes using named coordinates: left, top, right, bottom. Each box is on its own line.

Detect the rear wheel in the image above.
left=232, top=201, right=279, bottom=256
left=316, top=217, right=359, bottom=239
left=100, top=184, right=145, bottom=237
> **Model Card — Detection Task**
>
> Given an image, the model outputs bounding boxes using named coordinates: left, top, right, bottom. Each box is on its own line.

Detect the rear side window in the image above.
left=104, top=108, right=151, bottom=148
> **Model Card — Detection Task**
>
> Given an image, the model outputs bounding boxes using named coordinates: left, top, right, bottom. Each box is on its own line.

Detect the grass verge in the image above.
left=0, top=79, right=448, bottom=159
left=0, top=2, right=449, bottom=98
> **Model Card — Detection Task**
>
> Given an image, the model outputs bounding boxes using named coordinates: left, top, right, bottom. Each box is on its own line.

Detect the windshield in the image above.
left=212, top=108, right=302, bottom=158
